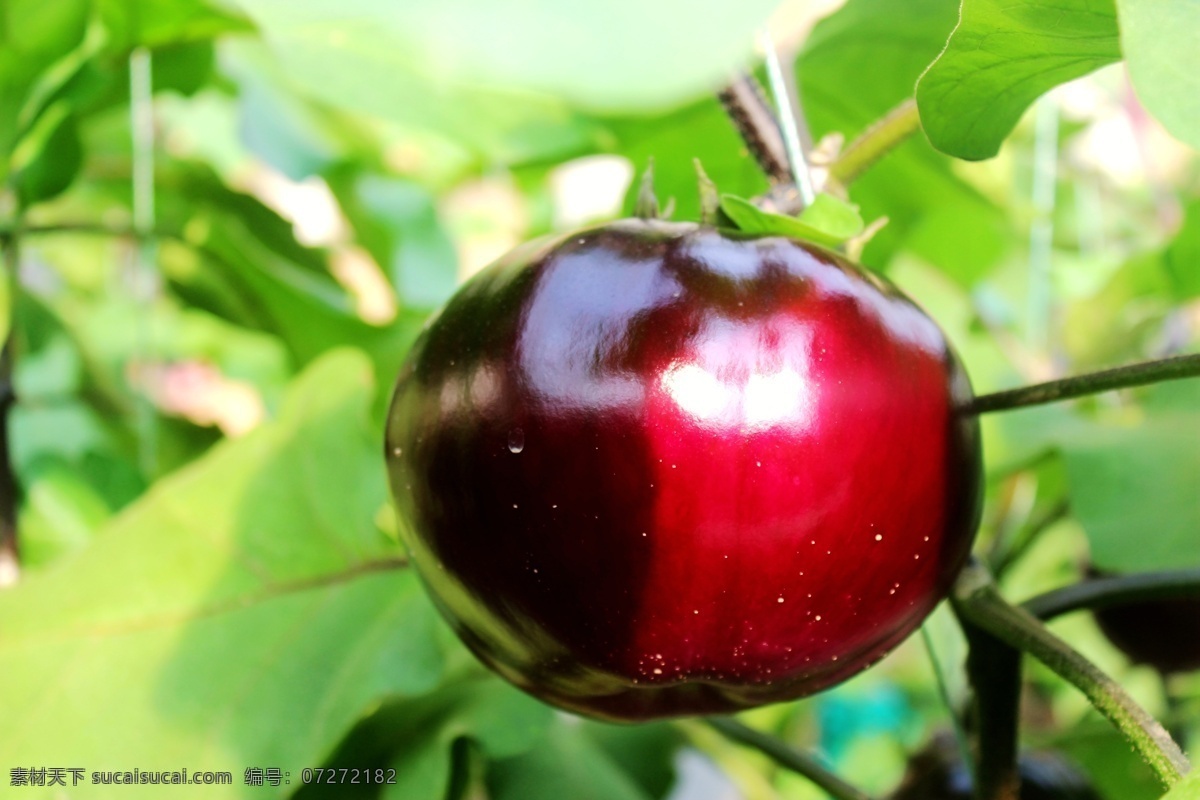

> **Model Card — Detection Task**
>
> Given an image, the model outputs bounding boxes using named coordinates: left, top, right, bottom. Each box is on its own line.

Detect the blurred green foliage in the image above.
left=0, top=0, right=1197, bottom=798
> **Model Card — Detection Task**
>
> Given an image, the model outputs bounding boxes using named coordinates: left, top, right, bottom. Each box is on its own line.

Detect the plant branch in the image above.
left=129, top=47, right=159, bottom=478
left=956, top=615, right=1021, bottom=800
left=920, top=625, right=977, bottom=792
left=705, top=717, right=875, bottom=800
left=828, top=98, right=921, bottom=186
left=953, top=560, right=1190, bottom=788
left=718, top=74, right=791, bottom=185
left=1023, top=569, right=1200, bottom=622
left=968, top=353, right=1200, bottom=414
left=1, top=221, right=146, bottom=239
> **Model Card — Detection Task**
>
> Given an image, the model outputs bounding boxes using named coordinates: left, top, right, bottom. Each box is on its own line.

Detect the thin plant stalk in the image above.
left=705, top=717, right=875, bottom=800
left=129, top=47, right=159, bottom=477
left=968, top=354, right=1200, bottom=414
left=920, top=624, right=976, bottom=791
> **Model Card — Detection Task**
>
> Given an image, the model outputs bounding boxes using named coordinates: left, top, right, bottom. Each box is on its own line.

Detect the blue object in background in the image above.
left=817, top=684, right=912, bottom=762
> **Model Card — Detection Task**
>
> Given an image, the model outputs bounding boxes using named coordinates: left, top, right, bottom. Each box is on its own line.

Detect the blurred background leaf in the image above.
left=1060, top=412, right=1200, bottom=572
left=231, top=0, right=781, bottom=113
left=1117, top=0, right=1200, bottom=150
left=0, top=0, right=89, bottom=187
left=0, top=352, right=447, bottom=797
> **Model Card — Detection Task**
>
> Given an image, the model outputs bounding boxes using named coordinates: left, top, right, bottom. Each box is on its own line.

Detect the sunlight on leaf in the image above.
left=0, top=351, right=446, bottom=797
left=916, top=0, right=1120, bottom=160
left=720, top=193, right=864, bottom=248
left=1118, top=0, right=1200, bottom=150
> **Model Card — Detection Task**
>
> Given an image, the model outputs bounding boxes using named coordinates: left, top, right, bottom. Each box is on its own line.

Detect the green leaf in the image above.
left=10, top=403, right=111, bottom=471
left=290, top=677, right=552, bottom=800
left=225, top=41, right=376, bottom=180
left=380, top=682, right=552, bottom=800
left=584, top=722, right=685, bottom=798
left=232, top=0, right=777, bottom=112
left=1162, top=769, right=1200, bottom=800
left=211, top=33, right=601, bottom=167
left=1049, top=718, right=1162, bottom=800
left=149, top=163, right=427, bottom=392
left=1060, top=414, right=1200, bottom=572
left=797, top=0, right=1012, bottom=274
left=151, top=40, right=220, bottom=97
left=0, top=351, right=447, bottom=796
left=916, top=0, right=1121, bottom=160
left=187, top=215, right=426, bottom=387
left=96, top=0, right=255, bottom=52
left=341, top=175, right=460, bottom=308
left=18, top=463, right=112, bottom=568
left=0, top=0, right=89, bottom=181
left=9, top=101, right=82, bottom=207
left=14, top=334, right=82, bottom=400
left=797, top=193, right=868, bottom=242
left=486, top=721, right=658, bottom=800
left=1062, top=252, right=1173, bottom=366
left=1118, top=0, right=1200, bottom=151
left=1163, top=199, right=1200, bottom=299
left=720, top=193, right=864, bottom=248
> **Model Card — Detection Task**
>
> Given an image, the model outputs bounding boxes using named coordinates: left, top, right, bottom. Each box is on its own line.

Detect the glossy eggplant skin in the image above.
left=385, top=220, right=982, bottom=721
left=1094, top=594, right=1200, bottom=674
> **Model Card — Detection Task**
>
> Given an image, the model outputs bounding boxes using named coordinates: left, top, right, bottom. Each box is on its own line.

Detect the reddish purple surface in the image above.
left=385, top=220, right=982, bottom=721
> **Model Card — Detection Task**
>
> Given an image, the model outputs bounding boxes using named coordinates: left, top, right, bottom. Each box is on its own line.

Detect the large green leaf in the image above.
left=916, top=0, right=1121, bottom=160
left=17, top=462, right=113, bottom=568
left=1162, top=769, right=1200, bottom=800
left=0, top=0, right=88, bottom=183
left=582, top=722, right=685, bottom=798
left=220, top=34, right=601, bottom=166
left=0, top=351, right=446, bottom=798
left=486, top=721, right=660, bottom=800
left=96, top=0, right=255, bottom=52
left=1061, top=413, right=1200, bottom=572
left=379, top=681, right=552, bottom=800
left=797, top=0, right=1011, bottom=275
left=1118, top=0, right=1200, bottom=151
left=289, top=677, right=552, bottom=800
left=223, top=40, right=389, bottom=181
left=231, top=0, right=776, bottom=113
